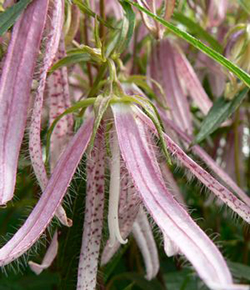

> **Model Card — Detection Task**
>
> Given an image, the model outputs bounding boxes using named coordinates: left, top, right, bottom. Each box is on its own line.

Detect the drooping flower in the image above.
left=0, top=86, right=249, bottom=289
left=0, top=1, right=249, bottom=290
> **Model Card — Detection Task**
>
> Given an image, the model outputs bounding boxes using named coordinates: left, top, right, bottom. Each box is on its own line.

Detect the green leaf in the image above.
left=194, top=88, right=249, bottom=144
left=172, top=12, right=223, bottom=53
left=0, top=0, right=32, bottom=36
left=118, top=1, right=136, bottom=52
left=49, top=53, right=90, bottom=74
left=237, top=0, right=250, bottom=14
left=125, top=0, right=250, bottom=88
left=106, top=1, right=135, bottom=57
left=228, top=261, right=250, bottom=281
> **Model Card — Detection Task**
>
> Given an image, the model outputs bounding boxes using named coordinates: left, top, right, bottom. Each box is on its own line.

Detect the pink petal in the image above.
left=48, top=37, right=74, bottom=171
left=29, top=0, right=64, bottom=189
left=0, top=118, right=93, bottom=266
left=77, top=127, right=105, bottom=290
left=113, top=103, right=247, bottom=289
left=137, top=108, right=250, bottom=223
left=163, top=234, right=179, bottom=257
left=159, top=161, right=186, bottom=206
left=149, top=40, right=193, bottom=135
left=208, top=0, right=228, bottom=27
left=0, top=0, right=49, bottom=205
left=160, top=115, right=250, bottom=208
left=29, top=3, right=72, bottom=227
left=173, top=46, right=212, bottom=115
left=132, top=207, right=159, bottom=280
left=28, top=230, right=58, bottom=275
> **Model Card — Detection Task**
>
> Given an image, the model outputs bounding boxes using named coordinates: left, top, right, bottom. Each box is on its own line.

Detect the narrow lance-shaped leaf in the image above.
left=0, top=118, right=93, bottom=266
left=118, top=1, right=136, bottom=52
left=172, top=12, right=222, bottom=52
left=194, top=88, right=249, bottom=144
left=0, top=0, right=49, bottom=205
left=113, top=103, right=245, bottom=290
left=136, top=107, right=250, bottom=224
left=126, top=0, right=250, bottom=88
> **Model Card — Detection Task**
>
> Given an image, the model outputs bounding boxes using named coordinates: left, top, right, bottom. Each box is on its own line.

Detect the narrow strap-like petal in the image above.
left=159, top=161, right=186, bottom=206
left=29, top=230, right=58, bottom=275
left=161, top=115, right=250, bottom=207
left=0, top=118, right=93, bottom=266
left=29, top=0, right=63, bottom=189
left=137, top=107, right=250, bottom=223
left=48, top=37, right=74, bottom=171
left=29, top=3, right=72, bottom=227
left=132, top=207, right=159, bottom=280
left=173, top=46, right=212, bottom=115
left=0, top=0, right=49, bottom=205
left=77, top=127, right=105, bottom=290
left=149, top=40, right=193, bottom=135
left=113, top=103, right=248, bottom=289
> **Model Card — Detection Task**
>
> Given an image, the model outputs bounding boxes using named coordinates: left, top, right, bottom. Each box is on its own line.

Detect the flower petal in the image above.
left=173, top=46, right=212, bottom=115
left=132, top=207, right=159, bottom=280
left=0, top=117, right=93, bottom=266
left=149, top=40, right=193, bottom=135
left=137, top=107, right=250, bottom=223
left=48, top=37, right=74, bottom=171
left=0, top=0, right=49, bottom=205
left=160, top=115, right=250, bottom=207
left=28, top=230, right=58, bottom=275
left=28, top=0, right=69, bottom=227
left=29, top=0, right=63, bottom=189
left=77, top=127, right=105, bottom=290
left=113, top=103, right=246, bottom=289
